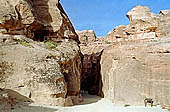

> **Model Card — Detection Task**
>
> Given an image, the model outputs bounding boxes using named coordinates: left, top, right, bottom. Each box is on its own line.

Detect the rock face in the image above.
left=0, top=0, right=82, bottom=107
left=106, top=6, right=170, bottom=42
left=101, top=36, right=170, bottom=105
left=0, top=0, right=78, bottom=41
left=102, top=6, right=170, bottom=105
left=76, top=30, right=96, bottom=44
left=156, top=10, right=170, bottom=37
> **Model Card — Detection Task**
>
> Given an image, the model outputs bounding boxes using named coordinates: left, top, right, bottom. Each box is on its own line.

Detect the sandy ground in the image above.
left=1, top=94, right=169, bottom=112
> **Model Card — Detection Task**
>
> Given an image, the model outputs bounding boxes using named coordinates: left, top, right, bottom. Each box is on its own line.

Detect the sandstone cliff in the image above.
left=79, top=6, right=170, bottom=105
left=100, top=6, right=170, bottom=105
left=0, top=0, right=82, bottom=108
left=101, top=37, right=170, bottom=105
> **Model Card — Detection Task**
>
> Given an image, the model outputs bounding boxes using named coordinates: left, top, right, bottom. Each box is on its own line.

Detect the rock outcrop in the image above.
left=106, top=6, right=170, bottom=42
left=0, top=0, right=82, bottom=107
left=156, top=10, right=170, bottom=37
left=76, top=30, right=96, bottom=44
left=0, top=0, right=78, bottom=42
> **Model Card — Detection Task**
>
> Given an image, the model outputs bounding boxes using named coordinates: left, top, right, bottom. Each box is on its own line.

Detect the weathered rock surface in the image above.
left=0, top=88, right=33, bottom=110
left=0, top=0, right=78, bottom=41
left=126, top=6, right=157, bottom=23
left=156, top=10, right=170, bottom=37
left=0, top=35, right=82, bottom=106
left=76, top=30, right=96, bottom=44
left=106, top=6, right=170, bottom=42
left=0, top=0, right=82, bottom=108
left=103, top=6, right=170, bottom=105
left=79, top=6, right=170, bottom=105
left=101, top=37, right=170, bottom=105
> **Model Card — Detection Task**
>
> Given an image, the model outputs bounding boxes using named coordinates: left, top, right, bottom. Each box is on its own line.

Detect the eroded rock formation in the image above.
left=0, top=0, right=78, bottom=41
left=101, top=6, right=170, bottom=105
left=106, top=6, right=170, bottom=42
left=0, top=0, right=82, bottom=107
left=76, top=30, right=97, bottom=44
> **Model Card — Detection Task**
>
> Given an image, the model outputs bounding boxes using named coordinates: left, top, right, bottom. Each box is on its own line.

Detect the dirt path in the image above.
left=1, top=94, right=168, bottom=112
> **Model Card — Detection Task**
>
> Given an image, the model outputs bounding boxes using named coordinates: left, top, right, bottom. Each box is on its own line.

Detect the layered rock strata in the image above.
left=101, top=37, right=170, bottom=105
left=0, top=0, right=78, bottom=42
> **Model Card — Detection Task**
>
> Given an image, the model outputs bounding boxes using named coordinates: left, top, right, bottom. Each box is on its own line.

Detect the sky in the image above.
left=61, top=0, right=170, bottom=37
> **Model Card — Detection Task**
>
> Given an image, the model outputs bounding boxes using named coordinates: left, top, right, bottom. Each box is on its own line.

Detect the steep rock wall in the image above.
left=0, top=0, right=82, bottom=107
left=101, top=37, right=170, bottom=105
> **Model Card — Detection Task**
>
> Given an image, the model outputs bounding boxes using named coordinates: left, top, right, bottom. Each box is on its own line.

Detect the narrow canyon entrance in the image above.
left=81, top=51, right=104, bottom=103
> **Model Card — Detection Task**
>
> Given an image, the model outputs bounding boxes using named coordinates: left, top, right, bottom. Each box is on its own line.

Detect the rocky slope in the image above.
left=0, top=0, right=82, bottom=109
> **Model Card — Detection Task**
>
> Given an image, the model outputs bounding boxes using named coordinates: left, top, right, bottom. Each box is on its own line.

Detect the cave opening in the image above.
left=81, top=51, right=104, bottom=98
left=33, top=30, right=49, bottom=42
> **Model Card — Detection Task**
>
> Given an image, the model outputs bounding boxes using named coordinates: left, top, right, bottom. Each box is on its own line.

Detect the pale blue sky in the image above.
left=61, top=0, right=170, bottom=37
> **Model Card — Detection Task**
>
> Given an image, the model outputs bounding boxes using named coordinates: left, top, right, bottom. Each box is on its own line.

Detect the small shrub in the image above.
left=124, top=104, right=131, bottom=107
left=44, top=40, right=56, bottom=49
left=152, top=104, right=160, bottom=107
left=18, top=39, right=33, bottom=47
left=46, top=53, right=57, bottom=59
left=149, top=39, right=158, bottom=42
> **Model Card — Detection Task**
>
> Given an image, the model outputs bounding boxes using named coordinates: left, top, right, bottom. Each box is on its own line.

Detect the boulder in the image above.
left=126, top=5, right=157, bottom=24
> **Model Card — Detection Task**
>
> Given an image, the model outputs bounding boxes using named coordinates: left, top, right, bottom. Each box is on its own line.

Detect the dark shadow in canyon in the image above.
left=81, top=50, right=104, bottom=102
left=78, top=91, right=101, bottom=105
